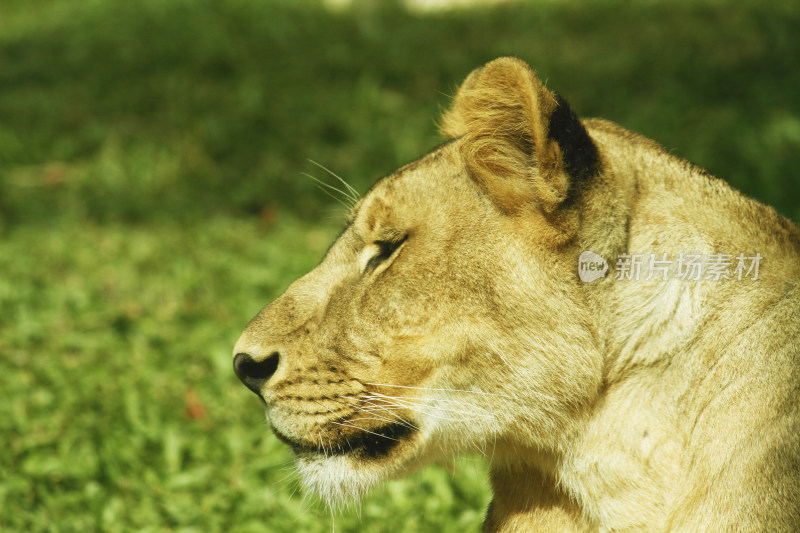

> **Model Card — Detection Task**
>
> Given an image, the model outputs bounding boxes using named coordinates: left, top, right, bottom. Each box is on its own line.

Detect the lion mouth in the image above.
left=272, top=421, right=416, bottom=459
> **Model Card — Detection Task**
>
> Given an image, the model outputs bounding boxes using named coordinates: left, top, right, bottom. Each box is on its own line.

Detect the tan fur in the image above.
left=234, top=57, right=800, bottom=531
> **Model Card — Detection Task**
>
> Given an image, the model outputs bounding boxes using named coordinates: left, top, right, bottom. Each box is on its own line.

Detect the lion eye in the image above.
left=363, top=236, right=407, bottom=273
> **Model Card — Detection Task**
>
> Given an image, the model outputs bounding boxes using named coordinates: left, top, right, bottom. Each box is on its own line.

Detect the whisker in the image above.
left=310, top=396, right=404, bottom=437
left=366, top=382, right=560, bottom=403
left=345, top=416, right=405, bottom=425
left=363, top=392, right=493, bottom=418
left=348, top=408, right=400, bottom=425
left=324, top=396, right=419, bottom=429
left=307, top=159, right=360, bottom=201
left=364, top=391, right=492, bottom=409
left=302, top=172, right=353, bottom=209
left=366, top=382, right=508, bottom=397
left=327, top=420, right=402, bottom=443
left=302, top=171, right=354, bottom=203
left=274, top=470, right=297, bottom=489
left=352, top=409, right=420, bottom=430
left=359, top=397, right=491, bottom=424
left=335, top=394, right=362, bottom=404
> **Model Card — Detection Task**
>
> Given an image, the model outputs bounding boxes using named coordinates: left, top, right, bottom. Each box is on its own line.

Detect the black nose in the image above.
left=233, top=352, right=280, bottom=396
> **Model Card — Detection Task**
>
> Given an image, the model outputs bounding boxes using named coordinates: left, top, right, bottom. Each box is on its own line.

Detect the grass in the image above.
left=1, top=0, right=798, bottom=531
left=0, top=220, right=487, bottom=532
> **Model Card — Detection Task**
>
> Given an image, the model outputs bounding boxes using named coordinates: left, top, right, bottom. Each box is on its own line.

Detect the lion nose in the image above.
left=233, top=352, right=280, bottom=396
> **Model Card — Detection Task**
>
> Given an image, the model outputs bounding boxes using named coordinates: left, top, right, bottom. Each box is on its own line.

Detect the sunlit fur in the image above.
left=234, top=57, right=800, bottom=531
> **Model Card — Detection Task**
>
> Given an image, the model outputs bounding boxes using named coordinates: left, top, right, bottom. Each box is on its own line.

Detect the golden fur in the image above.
left=234, top=57, right=800, bottom=531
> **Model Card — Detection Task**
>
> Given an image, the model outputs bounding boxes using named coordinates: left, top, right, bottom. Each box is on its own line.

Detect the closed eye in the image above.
left=363, top=235, right=408, bottom=273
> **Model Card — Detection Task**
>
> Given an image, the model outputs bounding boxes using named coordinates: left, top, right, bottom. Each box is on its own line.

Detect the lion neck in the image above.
left=483, top=121, right=759, bottom=531
left=578, top=121, right=719, bottom=383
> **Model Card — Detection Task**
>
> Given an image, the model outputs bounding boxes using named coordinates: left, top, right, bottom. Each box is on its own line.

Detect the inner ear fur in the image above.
left=440, top=57, right=597, bottom=216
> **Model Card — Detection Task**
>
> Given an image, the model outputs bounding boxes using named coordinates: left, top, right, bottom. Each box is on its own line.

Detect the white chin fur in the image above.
left=293, top=425, right=440, bottom=508
left=295, top=453, right=389, bottom=508
left=292, top=403, right=490, bottom=508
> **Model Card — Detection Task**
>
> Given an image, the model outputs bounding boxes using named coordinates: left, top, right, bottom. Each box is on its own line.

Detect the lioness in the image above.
left=233, top=57, right=800, bottom=531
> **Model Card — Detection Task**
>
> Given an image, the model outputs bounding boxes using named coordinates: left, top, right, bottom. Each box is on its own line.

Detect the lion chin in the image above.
left=294, top=453, right=387, bottom=507
left=285, top=422, right=430, bottom=507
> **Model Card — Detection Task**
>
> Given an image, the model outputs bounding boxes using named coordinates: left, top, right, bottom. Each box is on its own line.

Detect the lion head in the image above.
left=232, top=57, right=604, bottom=506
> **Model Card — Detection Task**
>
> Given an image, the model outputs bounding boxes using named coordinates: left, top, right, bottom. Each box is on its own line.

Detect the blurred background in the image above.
left=1, top=0, right=798, bottom=531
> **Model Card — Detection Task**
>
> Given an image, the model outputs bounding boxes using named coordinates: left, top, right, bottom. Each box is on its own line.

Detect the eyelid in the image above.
left=363, top=234, right=407, bottom=273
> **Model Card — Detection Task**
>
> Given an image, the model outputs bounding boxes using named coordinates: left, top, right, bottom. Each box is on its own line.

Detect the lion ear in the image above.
left=439, top=57, right=598, bottom=215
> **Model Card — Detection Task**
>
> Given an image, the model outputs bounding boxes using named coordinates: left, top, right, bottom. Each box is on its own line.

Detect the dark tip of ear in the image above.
left=549, top=93, right=600, bottom=183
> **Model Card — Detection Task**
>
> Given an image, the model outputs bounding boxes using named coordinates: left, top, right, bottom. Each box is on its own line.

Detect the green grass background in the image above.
left=1, top=0, right=798, bottom=531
